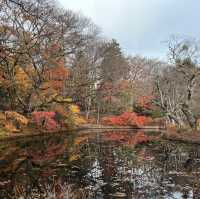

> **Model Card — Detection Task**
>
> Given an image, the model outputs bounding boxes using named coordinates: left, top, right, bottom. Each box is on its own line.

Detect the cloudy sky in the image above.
left=58, top=0, right=200, bottom=59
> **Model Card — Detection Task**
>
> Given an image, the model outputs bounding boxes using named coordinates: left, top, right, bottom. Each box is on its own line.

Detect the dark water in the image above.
left=0, top=130, right=200, bottom=199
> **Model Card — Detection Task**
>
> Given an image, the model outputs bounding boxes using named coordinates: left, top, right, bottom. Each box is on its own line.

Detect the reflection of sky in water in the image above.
left=85, top=145, right=195, bottom=198
left=83, top=136, right=199, bottom=198
left=166, top=191, right=193, bottom=199
left=87, top=159, right=102, bottom=181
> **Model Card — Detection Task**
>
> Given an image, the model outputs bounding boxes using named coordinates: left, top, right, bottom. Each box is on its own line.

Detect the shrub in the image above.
left=5, top=111, right=28, bottom=126
left=64, top=105, right=86, bottom=128
left=0, top=111, right=29, bottom=133
left=31, top=105, right=86, bottom=131
left=102, top=112, right=152, bottom=126
left=32, top=112, right=58, bottom=131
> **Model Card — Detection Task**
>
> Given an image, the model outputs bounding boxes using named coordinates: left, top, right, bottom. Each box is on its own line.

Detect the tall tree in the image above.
left=0, top=0, right=98, bottom=113
left=155, top=37, right=200, bottom=128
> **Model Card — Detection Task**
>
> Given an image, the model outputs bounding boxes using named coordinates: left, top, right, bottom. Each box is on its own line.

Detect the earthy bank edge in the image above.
left=162, top=130, right=200, bottom=144
left=0, top=125, right=164, bottom=142
left=1, top=125, right=200, bottom=145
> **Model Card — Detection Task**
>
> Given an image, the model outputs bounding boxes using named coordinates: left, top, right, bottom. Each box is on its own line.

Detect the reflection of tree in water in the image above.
left=0, top=132, right=200, bottom=198
left=0, top=134, right=93, bottom=199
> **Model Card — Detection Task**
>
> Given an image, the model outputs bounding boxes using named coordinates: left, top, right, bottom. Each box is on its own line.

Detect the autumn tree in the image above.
left=0, top=0, right=99, bottom=113
left=0, top=0, right=60, bottom=112
left=95, top=39, right=130, bottom=115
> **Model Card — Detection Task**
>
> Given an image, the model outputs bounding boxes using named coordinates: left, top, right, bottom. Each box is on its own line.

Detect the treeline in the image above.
left=0, top=0, right=200, bottom=129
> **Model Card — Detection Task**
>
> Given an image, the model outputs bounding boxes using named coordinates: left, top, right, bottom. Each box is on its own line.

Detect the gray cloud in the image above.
left=58, top=0, right=200, bottom=59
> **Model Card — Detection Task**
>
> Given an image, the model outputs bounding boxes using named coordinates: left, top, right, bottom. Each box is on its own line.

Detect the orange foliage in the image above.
left=0, top=111, right=29, bottom=133
left=45, top=65, right=69, bottom=82
left=74, top=135, right=89, bottom=145
left=5, top=111, right=28, bottom=126
left=69, top=154, right=80, bottom=162
left=43, top=65, right=69, bottom=93
left=102, top=112, right=152, bottom=126
left=4, top=122, right=19, bottom=133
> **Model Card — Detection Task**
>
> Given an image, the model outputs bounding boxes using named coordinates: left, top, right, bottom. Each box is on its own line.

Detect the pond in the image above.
left=0, top=130, right=200, bottom=199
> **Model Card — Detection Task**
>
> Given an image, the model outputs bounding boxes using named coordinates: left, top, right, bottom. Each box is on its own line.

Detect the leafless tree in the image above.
left=155, top=37, right=200, bottom=128
left=127, top=55, right=162, bottom=106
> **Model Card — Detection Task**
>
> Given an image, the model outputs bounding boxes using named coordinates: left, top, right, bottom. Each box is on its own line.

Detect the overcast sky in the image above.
left=58, top=0, right=200, bottom=59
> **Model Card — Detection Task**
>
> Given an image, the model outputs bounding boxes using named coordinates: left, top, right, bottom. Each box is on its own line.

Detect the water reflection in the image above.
left=0, top=131, right=200, bottom=198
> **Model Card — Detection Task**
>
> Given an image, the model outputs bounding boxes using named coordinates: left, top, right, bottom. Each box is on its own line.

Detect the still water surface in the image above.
left=0, top=130, right=200, bottom=199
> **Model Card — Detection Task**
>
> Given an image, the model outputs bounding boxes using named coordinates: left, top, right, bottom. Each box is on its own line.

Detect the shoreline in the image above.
left=0, top=124, right=164, bottom=142
left=1, top=124, right=200, bottom=145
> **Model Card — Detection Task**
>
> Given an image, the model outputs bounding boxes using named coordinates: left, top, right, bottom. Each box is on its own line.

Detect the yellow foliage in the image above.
left=0, top=112, right=6, bottom=121
left=69, top=154, right=80, bottom=162
left=15, top=67, right=32, bottom=93
left=0, top=112, right=28, bottom=133
left=5, top=111, right=28, bottom=126
left=0, top=128, right=8, bottom=137
left=63, top=97, right=73, bottom=103
left=69, top=105, right=80, bottom=114
left=74, top=135, right=88, bottom=145
left=56, top=96, right=72, bottom=103
left=73, top=115, right=86, bottom=125
left=66, top=104, right=86, bottom=126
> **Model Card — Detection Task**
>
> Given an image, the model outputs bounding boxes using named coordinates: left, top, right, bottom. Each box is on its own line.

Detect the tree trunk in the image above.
left=182, top=104, right=197, bottom=129
left=97, top=103, right=100, bottom=124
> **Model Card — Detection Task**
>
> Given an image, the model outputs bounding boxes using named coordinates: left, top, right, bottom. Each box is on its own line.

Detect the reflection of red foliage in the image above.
left=27, top=143, right=65, bottom=165
left=103, top=131, right=152, bottom=146
left=102, top=112, right=152, bottom=126
left=129, top=132, right=150, bottom=145
left=32, top=112, right=58, bottom=131
left=104, top=133, right=126, bottom=142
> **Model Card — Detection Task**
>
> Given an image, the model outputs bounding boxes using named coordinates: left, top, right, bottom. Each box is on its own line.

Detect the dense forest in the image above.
left=1, top=0, right=200, bottom=135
